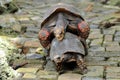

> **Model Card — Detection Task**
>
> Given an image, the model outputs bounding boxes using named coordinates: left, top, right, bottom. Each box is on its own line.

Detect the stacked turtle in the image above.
left=38, top=3, right=90, bottom=74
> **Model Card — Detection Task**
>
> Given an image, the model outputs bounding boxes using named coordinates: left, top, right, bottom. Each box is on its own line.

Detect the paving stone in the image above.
left=107, top=79, right=120, bottom=80
left=12, top=24, right=22, bottom=32
left=90, top=29, right=101, bottom=34
left=82, top=77, right=103, bottom=80
left=88, top=34, right=103, bottom=39
left=108, top=57, right=120, bottom=62
left=89, top=46, right=105, bottom=52
left=115, top=31, right=120, bottom=37
left=104, top=35, right=113, bottom=42
left=88, top=51, right=120, bottom=57
left=23, top=32, right=38, bottom=38
left=106, top=67, right=120, bottom=72
left=103, top=28, right=115, bottom=35
left=90, top=39, right=103, bottom=46
left=21, top=23, right=35, bottom=28
left=22, top=73, right=37, bottom=79
left=103, top=42, right=119, bottom=47
left=84, top=66, right=104, bottom=77
left=114, top=36, right=120, bottom=42
left=106, top=72, right=120, bottom=79
left=111, top=25, right=120, bottom=31
left=58, top=73, right=82, bottom=80
left=24, top=40, right=41, bottom=48
left=23, top=63, right=43, bottom=69
left=30, top=16, right=41, bottom=21
left=106, top=46, right=120, bottom=52
left=18, top=18, right=31, bottom=24
left=90, top=24, right=99, bottom=29
left=17, top=68, right=39, bottom=74
left=85, top=57, right=105, bottom=62
left=86, top=61, right=118, bottom=66
left=37, top=70, right=58, bottom=80
left=26, top=26, right=39, bottom=33
left=14, top=59, right=43, bottom=65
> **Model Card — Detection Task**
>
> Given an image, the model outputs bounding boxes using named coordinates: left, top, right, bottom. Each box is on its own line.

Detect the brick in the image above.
left=26, top=26, right=39, bottom=33
left=106, top=67, right=120, bottom=72
left=114, top=36, right=120, bottom=42
left=106, top=46, right=120, bottom=51
left=103, top=42, right=119, bottom=47
left=111, top=25, right=120, bottom=31
left=82, top=77, right=103, bottom=80
left=22, top=73, right=36, bottom=79
left=24, top=32, right=38, bottom=38
left=103, top=29, right=115, bottom=35
left=88, top=51, right=120, bottom=57
left=106, top=72, right=120, bottom=79
left=85, top=56, right=105, bottom=62
left=17, top=68, right=39, bottom=74
left=84, top=66, right=104, bottom=77
left=58, top=73, right=82, bottom=80
left=115, top=31, right=120, bottom=37
left=104, top=35, right=113, bottom=42
left=89, top=46, right=105, bottom=52
left=88, top=34, right=103, bottom=39
left=37, top=70, right=58, bottom=80
left=108, top=57, right=120, bottom=62
left=90, top=29, right=101, bottom=34
left=106, top=79, right=120, bottom=80
left=90, top=24, right=99, bottom=29
left=86, top=61, right=118, bottom=66
left=24, top=40, right=41, bottom=48
left=90, top=39, right=103, bottom=46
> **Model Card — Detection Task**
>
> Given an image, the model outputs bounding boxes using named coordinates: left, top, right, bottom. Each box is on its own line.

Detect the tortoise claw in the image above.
left=77, top=58, right=88, bottom=74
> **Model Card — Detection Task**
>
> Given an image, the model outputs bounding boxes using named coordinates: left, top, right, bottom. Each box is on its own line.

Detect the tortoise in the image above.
left=38, top=3, right=89, bottom=74
left=39, top=3, right=90, bottom=49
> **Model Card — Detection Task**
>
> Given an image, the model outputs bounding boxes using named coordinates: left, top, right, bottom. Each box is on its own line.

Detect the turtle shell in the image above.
left=50, top=32, right=85, bottom=61
left=41, top=3, right=84, bottom=28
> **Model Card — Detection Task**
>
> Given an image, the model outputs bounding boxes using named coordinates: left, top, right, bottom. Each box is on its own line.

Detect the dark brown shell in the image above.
left=50, top=32, right=85, bottom=61
left=41, top=3, right=84, bottom=28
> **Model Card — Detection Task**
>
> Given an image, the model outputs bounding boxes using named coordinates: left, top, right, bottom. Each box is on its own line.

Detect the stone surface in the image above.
left=104, top=35, right=113, bottom=42
left=82, top=77, right=103, bottom=80
left=103, top=29, right=115, bottom=35
left=106, top=67, right=120, bottom=72
left=106, top=46, right=120, bottom=51
left=24, top=40, right=41, bottom=48
left=103, top=42, right=119, bottom=47
left=86, top=61, right=118, bottom=66
left=22, top=73, right=37, bottom=79
left=58, top=73, right=82, bottom=80
left=89, top=46, right=105, bottom=52
left=115, top=31, right=120, bottom=37
left=106, top=72, right=120, bottom=79
left=17, top=68, right=39, bottom=74
left=114, top=36, right=120, bottom=42
left=0, top=0, right=120, bottom=80
left=108, top=57, right=120, bottom=61
left=90, top=39, right=103, bottom=46
left=84, top=66, right=104, bottom=77
left=88, top=34, right=103, bottom=39
left=37, top=70, right=58, bottom=80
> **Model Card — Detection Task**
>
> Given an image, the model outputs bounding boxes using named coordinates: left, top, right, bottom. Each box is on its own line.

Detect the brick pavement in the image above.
left=1, top=0, right=120, bottom=80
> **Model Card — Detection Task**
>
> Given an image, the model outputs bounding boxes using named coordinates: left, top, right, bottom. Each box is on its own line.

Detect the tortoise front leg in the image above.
left=76, top=55, right=88, bottom=74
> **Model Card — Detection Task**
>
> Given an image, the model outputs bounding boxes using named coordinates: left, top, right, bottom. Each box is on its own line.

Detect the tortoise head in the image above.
left=54, top=26, right=65, bottom=41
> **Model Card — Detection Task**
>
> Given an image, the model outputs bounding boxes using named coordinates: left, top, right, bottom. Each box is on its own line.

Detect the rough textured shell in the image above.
left=41, top=3, right=84, bottom=27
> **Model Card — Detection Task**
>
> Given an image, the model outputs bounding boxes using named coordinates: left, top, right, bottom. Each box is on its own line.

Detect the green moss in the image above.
left=109, top=0, right=120, bottom=7
left=0, top=28, right=19, bottom=37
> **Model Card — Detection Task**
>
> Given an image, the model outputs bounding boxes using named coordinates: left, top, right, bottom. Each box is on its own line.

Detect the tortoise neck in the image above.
left=56, top=13, right=66, bottom=28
